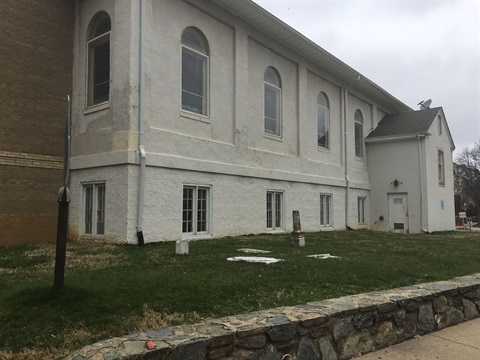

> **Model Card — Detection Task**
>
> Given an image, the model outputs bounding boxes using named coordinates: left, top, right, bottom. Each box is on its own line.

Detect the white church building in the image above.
left=68, top=0, right=455, bottom=244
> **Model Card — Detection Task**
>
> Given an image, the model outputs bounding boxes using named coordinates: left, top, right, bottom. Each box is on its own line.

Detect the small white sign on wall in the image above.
left=459, top=212, right=467, bottom=218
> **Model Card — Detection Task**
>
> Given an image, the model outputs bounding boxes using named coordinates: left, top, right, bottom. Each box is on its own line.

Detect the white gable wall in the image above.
left=367, top=138, right=423, bottom=233
left=423, top=110, right=455, bottom=232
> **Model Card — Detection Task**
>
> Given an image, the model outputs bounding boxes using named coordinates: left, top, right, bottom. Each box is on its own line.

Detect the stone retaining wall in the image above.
left=67, top=274, right=480, bottom=360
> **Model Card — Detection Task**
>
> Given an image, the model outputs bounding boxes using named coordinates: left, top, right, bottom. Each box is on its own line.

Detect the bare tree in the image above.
left=455, top=142, right=480, bottom=221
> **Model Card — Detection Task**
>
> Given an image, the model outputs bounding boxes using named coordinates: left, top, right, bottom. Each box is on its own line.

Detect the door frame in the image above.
left=387, top=193, right=409, bottom=233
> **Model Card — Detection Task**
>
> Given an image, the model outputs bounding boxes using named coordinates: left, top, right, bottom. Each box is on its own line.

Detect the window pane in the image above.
left=358, top=198, right=365, bottom=224
left=181, top=29, right=207, bottom=54
left=318, top=107, right=329, bottom=148
left=93, top=40, right=110, bottom=104
left=264, top=85, right=279, bottom=135
left=264, top=68, right=280, bottom=87
left=266, top=192, right=273, bottom=228
left=96, top=185, right=105, bottom=235
left=182, top=91, right=203, bottom=114
left=321, top=195, right=332, bottom=226
left=358, top=198, right=361, bottom=223
left=95, top=18, right=111, bottom=38
left=275, top=192, right=282, bottom=228
left=182, top=187, right=194, bottom=233
left=326, top=196, right=330, bottom=225
left=317, top=92, right=329, bottom=108
left=84, top=186, right=93, bottom=234
left=182, top=51, right=205, bottom=114
left=355, top=122, right=363, bottom=157
left=320, top=196, right=325, bottom=225
left=182, top=52, right=204, bottom=95
left=438, top=151, right=444, bottom=183
left=197, top=188, right=207, bottom=232
left=264, top=86, right=278, bottom=120
left=355, top=110, right=364, bottom=124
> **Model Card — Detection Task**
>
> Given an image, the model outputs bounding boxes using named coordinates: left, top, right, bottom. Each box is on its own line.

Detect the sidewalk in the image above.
left=357, top=317, right=480, bottom=360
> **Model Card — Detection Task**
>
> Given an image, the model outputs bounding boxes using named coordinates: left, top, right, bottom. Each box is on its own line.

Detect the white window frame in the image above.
left=354, top=110, right=364, bottom=158
left=264, top=67, right=282, bottom=137
left=86, top=14, right=111, bottom=110
left=266, top=190, right=284, bottom=230
left=320, top=194, right=333, bottom=227
left=317, top=92, right=330, bottom=149
left=182, top=185, right=211, bottom=236
left=82, top=182, right=106, bottom=236
left=181, top=28, right=209, bottom=117
left=358, top=196, right=367, bottom=224
left=438, top=150, right=445, bottom=185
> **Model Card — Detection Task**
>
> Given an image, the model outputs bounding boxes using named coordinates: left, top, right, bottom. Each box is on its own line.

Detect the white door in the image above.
left=388, top=193, right=409, bottom=233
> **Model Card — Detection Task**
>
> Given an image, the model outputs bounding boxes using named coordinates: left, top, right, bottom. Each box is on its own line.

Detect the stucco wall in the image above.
left=69, top=0, right=421, bottom=242
left=71, top=0, right=138, bottom=158
left=306, top=71, right=343, bottom=167
left=140, top=167, right=347, bottom=243
left=367, top=139, right=423, bottom=233
left=146, top=0, right=235, bottom=146
left=69, top=165, right=135, bottom=243
left=423, top=111, right=455, bottom=232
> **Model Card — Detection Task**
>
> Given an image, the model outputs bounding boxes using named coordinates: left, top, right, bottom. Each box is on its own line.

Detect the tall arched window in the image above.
left=87, top=12, right=111, bottom=107
left=181, top=27, right=209, bottom=116
left=354, top=109, right=364, bottom=157
left=264, top=67, right=282, bottom=136
left=317, top=92, right=330, bottom=148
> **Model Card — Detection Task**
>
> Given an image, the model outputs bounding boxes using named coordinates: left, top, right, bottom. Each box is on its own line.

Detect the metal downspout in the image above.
left=417, top=135, right=425, bottom=232
left=344, top=88, right=349, bottom=229
left=137, top=0, right=146, bottom=246
left=343, top=76, right=360, bottom=229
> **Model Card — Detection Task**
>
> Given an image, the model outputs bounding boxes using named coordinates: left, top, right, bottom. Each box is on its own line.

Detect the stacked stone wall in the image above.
left=67, top=274, right=480, bottom=360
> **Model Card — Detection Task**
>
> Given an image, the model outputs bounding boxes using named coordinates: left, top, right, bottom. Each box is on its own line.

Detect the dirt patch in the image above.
left=134, top=304, right=200, bottom=331
left=0, top=268, right=19, bottom=275
left=1, top=245, right=127, bottom=275
left=0, top=328, right=92, bottom=360
left=62, top=328, right=91, bottom=350
left=32, top=252, right=127, bottom=272
left=0, top=346, right=68, bottom=360
left=23, top=245, right=56, bottom=258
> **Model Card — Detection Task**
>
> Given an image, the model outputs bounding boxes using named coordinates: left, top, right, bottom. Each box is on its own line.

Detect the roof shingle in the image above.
left=367, top=107, right=441, bottom=139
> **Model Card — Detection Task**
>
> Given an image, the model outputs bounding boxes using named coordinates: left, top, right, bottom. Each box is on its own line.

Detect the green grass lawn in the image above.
left=1, top=230, right=480, bottom=359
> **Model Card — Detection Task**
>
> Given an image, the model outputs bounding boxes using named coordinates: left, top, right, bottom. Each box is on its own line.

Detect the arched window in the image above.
left=354, top=109, right=364, bottom=157
left=87, top=12, right=111, bottom=107
left=317, top=92, right=330, bottom=148
left=264, top=67, right=282, bottom=136
left=181, top=27, right=209, bottom=116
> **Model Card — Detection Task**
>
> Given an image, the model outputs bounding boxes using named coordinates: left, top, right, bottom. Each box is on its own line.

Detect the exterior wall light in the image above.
left=391, top=179, right=403, bottom=187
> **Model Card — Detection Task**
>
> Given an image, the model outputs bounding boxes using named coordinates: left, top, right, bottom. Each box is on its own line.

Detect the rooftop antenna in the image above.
left=418, top=99, right=432, bottom=110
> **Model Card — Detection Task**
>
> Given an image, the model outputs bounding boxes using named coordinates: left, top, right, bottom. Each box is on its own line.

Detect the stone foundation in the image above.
left=67, top=273, right=480, bottom=360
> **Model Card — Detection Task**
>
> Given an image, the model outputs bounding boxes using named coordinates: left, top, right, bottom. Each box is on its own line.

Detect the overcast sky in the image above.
left=252, top=0, right=479, bottom=157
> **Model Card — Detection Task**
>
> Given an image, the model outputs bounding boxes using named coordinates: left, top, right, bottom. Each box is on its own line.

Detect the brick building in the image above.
left=0, top=0, right=74, bottom=245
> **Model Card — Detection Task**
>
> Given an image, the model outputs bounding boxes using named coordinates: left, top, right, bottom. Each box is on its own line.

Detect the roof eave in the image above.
left=366, top=132, right=430, bottom=143
left=212, top=0, right=412, bottom=114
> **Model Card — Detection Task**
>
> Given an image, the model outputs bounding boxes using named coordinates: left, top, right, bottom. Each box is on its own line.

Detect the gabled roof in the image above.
left=366, top=107, right=442, bottom=139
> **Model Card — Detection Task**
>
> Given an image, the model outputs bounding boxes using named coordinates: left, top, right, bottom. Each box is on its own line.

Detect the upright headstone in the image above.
left=291, top=210, right=305, bottom=247
left=176, top=239, right=189, bottom=255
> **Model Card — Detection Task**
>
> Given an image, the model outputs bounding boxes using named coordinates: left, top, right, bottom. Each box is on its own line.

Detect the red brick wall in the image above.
left=0, top=0, right=74, bottom=246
